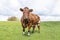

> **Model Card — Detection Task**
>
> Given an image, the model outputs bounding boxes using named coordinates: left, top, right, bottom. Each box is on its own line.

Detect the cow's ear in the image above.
left=29, top=9, right=33, bottom=12
left=20, top=8, right=23, bottom=12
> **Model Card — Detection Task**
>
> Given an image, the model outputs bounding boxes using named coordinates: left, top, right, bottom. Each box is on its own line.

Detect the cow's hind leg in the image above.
left=37, top=21, right=40, bottom=33
left=37, top=23, right=40, bottom=33
left=32, top=25, right=35, bottom=33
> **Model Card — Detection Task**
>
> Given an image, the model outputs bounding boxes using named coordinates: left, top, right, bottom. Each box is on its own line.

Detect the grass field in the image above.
left=0, top=21, right=60, bottom=40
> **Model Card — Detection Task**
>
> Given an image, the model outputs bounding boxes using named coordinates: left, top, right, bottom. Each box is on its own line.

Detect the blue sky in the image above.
left=0, top=0, right=60, bottom=21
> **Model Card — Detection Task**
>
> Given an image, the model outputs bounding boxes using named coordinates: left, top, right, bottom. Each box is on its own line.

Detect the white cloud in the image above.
left=19, top=0, right=60, bottom=16
left=0, top=0, right=60, bottom=21
left=0, top=15, right=9, bottom=21
left=0, top=0, right=60, bottom=16
left=51, top=0, right=60, bottom=16
left=40, top=16, right=60, bottom=21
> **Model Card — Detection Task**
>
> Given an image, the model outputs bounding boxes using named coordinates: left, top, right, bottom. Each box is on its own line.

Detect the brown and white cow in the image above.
left=20, top=7, right=40, bottom=36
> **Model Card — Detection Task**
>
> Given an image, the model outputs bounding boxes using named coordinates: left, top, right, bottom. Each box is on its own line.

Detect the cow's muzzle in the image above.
left=24, top=16, right=28, bottom=20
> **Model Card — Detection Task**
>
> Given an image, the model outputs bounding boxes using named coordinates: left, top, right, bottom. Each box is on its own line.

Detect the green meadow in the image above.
left=0, top=21, right=60, bottom=40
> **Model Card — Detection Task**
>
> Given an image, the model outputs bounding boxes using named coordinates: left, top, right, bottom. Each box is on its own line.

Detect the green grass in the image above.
left=0, top=21, right=60, bottom=40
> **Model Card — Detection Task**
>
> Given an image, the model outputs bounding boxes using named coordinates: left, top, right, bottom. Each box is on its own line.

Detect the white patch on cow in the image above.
left=38, top=21, right=40, bottom=26
left=23, top=32, right=25, bottom=35
left=28, top=32, right=30, bottom=36
left=38, top=20, right=40, bottom=23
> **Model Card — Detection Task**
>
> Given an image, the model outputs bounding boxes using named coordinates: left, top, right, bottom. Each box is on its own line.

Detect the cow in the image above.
left=20, top=7, right=40, bottom=36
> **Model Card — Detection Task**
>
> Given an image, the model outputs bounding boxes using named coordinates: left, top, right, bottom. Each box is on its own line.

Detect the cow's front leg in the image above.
left=28, top=23, right=32, bottom=36
left=22, top=24, right=26, bottom=35
left=23, top=27, right=25, bottom=35
left=28, top=27, right=31, bottom=36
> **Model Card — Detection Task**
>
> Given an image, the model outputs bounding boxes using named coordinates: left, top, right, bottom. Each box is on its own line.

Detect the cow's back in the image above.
left=29, top=13, right=40, bottom=25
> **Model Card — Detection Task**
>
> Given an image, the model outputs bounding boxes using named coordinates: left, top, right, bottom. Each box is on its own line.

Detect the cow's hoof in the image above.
left=23, top=32, right=25, bottom=35
left=28, top=32, right=30, bottom=36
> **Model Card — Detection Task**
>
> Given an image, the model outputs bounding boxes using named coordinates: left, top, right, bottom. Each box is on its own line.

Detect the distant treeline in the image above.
left=8, top=16, right=19, bottom=21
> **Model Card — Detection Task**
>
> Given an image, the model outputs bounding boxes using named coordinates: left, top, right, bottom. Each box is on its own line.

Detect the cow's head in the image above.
left=20, top=7, right=33, bottom=20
